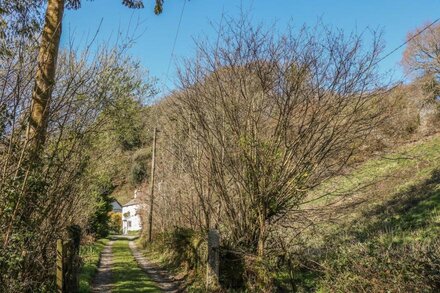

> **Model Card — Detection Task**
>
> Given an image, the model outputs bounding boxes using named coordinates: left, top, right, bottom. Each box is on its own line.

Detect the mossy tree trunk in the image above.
left=28, top=0, right=64, bottom=157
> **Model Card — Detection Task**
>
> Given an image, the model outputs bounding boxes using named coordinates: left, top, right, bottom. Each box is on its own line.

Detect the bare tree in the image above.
left=159, top=19, right=385, bottom=257
left=402, top=21, right=440, bottom=78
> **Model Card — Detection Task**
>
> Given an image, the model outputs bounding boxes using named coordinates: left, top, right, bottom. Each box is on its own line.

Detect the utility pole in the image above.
left=147, top=127, right=157, bottom=242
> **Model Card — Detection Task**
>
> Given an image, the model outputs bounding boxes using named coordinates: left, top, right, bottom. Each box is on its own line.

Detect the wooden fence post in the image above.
left=56, top=239, right=64, bottom=293
left=206, top=229, right=220, bottom=290
left=56, top=225, right=81, bottom=292
left=65, top=225, right=81, bottom=292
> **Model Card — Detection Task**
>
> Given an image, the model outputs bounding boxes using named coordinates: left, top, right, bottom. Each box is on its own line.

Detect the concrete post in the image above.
left=206, top=229, right=220, bottom=290
left=56, top=239, right=64, bottom=293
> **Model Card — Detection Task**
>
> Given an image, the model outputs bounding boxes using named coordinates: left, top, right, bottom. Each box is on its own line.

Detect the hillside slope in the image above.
left=291, top=134, right=440, bottom=292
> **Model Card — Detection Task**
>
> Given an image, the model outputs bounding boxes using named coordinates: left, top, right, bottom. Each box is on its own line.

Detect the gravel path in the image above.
left=92, top=240, right=114, bottom=293
left=129, top=241, right=182, bottom=292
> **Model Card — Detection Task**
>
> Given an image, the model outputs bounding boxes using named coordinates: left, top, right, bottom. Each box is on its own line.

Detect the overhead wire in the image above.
left=375, top=17, right=440, bottom=65
left=165, top=0, right=187, bottom=80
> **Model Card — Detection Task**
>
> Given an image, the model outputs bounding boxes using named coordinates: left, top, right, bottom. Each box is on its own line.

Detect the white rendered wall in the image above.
left=122, top=204, right=142, bottom=234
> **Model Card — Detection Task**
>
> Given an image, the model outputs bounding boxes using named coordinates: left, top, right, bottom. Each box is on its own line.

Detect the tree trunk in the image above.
left=3, top=1, right=64, bottom=249
left=28, top=0, right=64, bottom=156
left=257, top=211, right=266, bottom=257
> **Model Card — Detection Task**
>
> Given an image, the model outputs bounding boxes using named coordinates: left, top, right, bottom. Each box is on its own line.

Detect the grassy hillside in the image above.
left=289, top=134, right=440, bottom=292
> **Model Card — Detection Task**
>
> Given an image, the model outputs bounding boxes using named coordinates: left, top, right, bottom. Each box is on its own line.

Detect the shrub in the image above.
left=141, top=227, right=278, bottom=292
left=108, top=211, right=122, bottom=234
left=142, top=227, right=206, bottom=271
left=86, top=193, right=112, bottom=238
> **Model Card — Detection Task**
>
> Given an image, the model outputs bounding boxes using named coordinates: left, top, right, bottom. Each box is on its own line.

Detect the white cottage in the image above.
left=122, top=190, right=144, bottom=234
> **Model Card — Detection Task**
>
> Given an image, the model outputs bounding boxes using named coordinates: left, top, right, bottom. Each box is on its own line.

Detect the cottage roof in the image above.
left=111, top=199, right=122, bottom=208
left=123, top=197, right=142, bottom=207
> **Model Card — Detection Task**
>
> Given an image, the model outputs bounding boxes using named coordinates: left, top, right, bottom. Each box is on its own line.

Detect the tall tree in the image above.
left=28, top=0, right=164, bottom=158
left=27, top=0, right=64, bottom=156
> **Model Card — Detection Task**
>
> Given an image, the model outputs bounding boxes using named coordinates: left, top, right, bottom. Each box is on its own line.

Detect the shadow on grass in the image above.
left=109, top=235, right=139, bottom=241
left=354, top=168, right=440, bottom=241
left=284, top=169, right=440, bottom=292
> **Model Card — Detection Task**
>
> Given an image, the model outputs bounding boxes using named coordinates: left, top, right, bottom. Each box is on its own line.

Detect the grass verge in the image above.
left=79, top=238, right=110, bottom=293
left=137, top=229, right=207, bottom=292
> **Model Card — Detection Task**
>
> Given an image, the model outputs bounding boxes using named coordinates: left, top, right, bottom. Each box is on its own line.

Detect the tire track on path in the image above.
left=92, top=240, right=114, bottom=293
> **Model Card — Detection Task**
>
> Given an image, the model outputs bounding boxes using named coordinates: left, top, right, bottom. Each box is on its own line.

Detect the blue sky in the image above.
left=61, top=0, right=440, bottom=96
